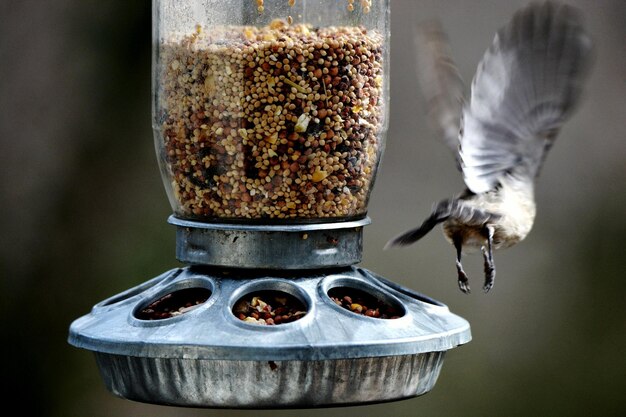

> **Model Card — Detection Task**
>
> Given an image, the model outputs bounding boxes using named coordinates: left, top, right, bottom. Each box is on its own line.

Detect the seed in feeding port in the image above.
left=135, top=287, right=211, bottom=320
left=350, top=303, right=363, bottom=313
left=233, top=290, right=307, bottom=325
left=328, top=287, right=402, bottom=319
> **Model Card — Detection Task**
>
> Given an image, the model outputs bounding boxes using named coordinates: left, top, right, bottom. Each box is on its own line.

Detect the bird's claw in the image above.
left=458, top=279, right=471, bottom=294
left=482, top=258, right=495, bottom=293
left=457, top=269, right=471, bottom=294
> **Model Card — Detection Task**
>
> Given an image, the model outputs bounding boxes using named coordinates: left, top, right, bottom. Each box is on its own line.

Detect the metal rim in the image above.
left=167, top=215, right=371, bottom=232
left=170, top=216, right=369, bottom=269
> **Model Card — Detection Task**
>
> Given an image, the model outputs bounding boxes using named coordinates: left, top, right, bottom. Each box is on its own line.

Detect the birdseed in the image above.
left=233, top=290, right=307, bottom=325
left=155, top=20, right=386, bottom=221
left=328, top=287, right=401, bottom=319
left=135, top=287, right=211, bottom=320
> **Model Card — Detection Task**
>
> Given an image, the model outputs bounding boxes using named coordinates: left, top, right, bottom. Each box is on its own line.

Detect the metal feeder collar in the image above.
left=169, top=215, right=370, bottom=269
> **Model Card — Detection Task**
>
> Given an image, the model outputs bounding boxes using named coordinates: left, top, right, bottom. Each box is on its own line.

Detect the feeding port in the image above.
left=68, top=0, right=471, bottom=409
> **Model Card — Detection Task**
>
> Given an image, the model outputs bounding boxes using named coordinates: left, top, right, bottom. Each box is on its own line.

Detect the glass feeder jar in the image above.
left=153, top=0, right=390, bottom=223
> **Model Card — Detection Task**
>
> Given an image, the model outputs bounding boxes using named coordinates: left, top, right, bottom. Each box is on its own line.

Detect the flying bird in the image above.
left=385, top=2, right=593, bottom=294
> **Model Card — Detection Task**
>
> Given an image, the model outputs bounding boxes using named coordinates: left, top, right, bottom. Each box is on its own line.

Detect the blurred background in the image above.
left=1, top=0, right=624, bottom=416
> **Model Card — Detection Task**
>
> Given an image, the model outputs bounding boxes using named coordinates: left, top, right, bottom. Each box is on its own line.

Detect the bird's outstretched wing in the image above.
left=460, top=1, right=593, bottom=193
left=414, top=20, right=466, bottom=161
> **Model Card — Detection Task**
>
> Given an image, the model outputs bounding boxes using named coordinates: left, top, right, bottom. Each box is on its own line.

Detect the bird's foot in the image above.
left=454, top=236, right=471, bottom=294
left=456, top=264, right=471, bottom=294
left=481, top=230, right=496, bottom=293
left=458, top=278, right=471, bottom=294
left=483, top=268, right=495, bottom=293
left=482, top=252, right=495, bottom=292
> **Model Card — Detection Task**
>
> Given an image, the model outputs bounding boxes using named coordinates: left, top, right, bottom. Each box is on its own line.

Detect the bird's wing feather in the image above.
left=414, top=20, right=466, bottom=159
left=460, top=1, right=593, bottom=193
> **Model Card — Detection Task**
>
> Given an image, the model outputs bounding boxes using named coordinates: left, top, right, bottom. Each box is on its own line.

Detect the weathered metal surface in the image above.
left=95, top=351, right=446, bottom=408
left=68, top=266, right=471, bottom=408
left=169, top=216, right=370, bottom=269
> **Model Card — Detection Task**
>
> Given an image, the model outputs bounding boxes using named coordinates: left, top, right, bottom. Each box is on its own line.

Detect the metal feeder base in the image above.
left=68, top=267, right=471, bottom=408
left=96, top=352, right=446, bottom=408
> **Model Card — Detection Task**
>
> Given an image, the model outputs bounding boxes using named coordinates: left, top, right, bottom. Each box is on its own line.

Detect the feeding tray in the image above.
left=69, top=266, right=471, bottom=408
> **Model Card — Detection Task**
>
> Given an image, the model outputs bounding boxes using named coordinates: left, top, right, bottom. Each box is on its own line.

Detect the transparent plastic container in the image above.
left=153, top=0, right=390, bottom=223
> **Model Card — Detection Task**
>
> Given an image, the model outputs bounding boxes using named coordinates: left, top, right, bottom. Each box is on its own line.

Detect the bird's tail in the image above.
left=384, top=199, right=456, bottom=249
left=384, top=197, right=500, bottom=249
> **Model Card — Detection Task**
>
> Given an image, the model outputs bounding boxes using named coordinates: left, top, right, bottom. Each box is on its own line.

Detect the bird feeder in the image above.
left=68, top=0, right=471, bottom=408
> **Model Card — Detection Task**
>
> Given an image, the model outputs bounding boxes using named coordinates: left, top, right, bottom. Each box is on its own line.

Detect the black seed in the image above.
left=292, top=140, right=304, bottom=152
left=307, top=120, right=323, bottom=136
left=245, top=164, right=260, bottom=179
left=336, top=143, right=351, bottom=153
